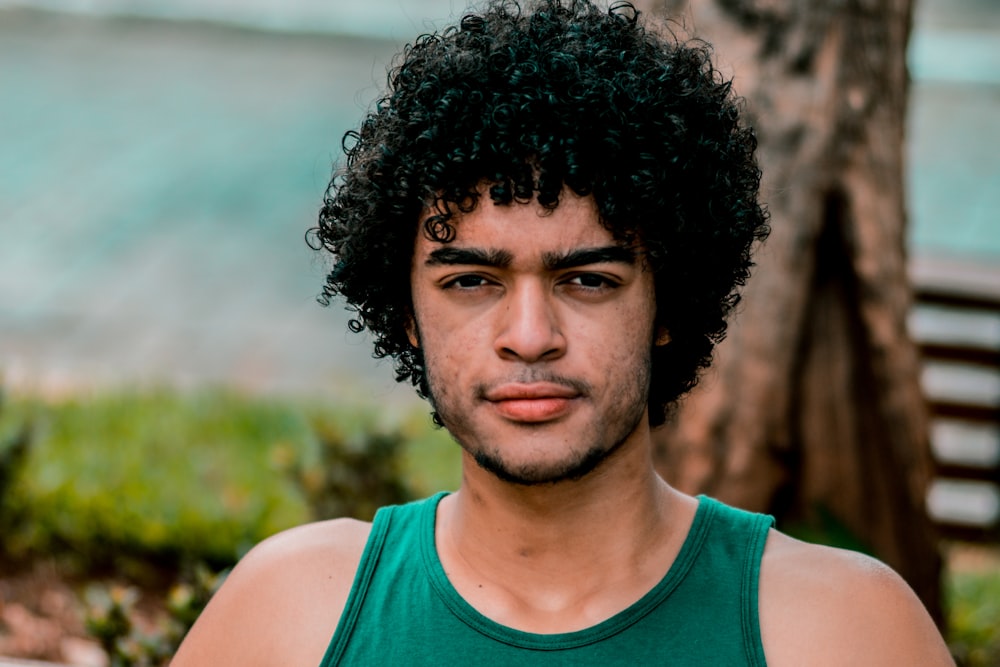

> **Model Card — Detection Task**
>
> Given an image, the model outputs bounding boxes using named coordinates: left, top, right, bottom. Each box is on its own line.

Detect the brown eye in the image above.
left=446, top=275, right=490, bottom=289
left=568, top=273, right=616, bottom=289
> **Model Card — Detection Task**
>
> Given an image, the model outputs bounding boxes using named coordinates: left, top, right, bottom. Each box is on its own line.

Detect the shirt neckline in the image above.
left=418, top=491, right=717, bottom=650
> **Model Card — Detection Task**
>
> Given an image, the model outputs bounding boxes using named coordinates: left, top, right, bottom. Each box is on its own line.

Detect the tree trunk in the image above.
left=639, top=0, right=944, bottom=624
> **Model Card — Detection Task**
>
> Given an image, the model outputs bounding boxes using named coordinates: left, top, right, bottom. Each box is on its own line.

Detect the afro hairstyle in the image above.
left=310, top=0, right=769, bottom=426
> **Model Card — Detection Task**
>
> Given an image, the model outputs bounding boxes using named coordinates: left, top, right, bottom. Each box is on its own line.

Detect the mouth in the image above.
left=483, top=383, right=582, bottom=423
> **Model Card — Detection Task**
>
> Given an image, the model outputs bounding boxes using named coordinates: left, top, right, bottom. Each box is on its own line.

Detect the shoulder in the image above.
left=171, top=518, right=373, bottom=667
left=758, top=530, right=954, bottom=666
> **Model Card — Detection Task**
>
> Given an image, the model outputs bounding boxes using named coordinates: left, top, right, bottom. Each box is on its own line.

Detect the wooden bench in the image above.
left=910, top=254, right=1000, bottom=541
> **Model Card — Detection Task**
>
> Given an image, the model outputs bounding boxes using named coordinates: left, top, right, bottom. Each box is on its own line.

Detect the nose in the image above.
left=494, top=280, right=567, bottom=363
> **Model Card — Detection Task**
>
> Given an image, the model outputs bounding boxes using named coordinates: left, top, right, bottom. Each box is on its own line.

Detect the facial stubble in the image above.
left=421, top=346, right=653, bottom=487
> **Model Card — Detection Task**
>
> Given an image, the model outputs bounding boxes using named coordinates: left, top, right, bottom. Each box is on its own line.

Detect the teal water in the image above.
left=0, top=5, right=996, bottom=396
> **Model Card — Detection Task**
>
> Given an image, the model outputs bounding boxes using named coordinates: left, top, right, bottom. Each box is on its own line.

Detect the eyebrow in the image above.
left=425, top=247, right=515, bottom=268
left=542, top=246, right=637, bottom=271
left=423, top=244, right=637, bottom=270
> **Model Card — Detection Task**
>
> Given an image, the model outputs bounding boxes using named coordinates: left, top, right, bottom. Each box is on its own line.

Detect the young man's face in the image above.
left=408, top=190, right=659, bottom=485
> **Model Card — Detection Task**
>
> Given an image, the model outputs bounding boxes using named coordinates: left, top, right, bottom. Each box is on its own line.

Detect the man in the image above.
left=173, top=1, right=953, bottom=664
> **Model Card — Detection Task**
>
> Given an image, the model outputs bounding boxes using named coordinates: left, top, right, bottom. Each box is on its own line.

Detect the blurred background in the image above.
left=0, top=0, right=465, bottom=407
left=0, top=0, right=998, bottom=664
left=1, top=0, right=997, bottom=399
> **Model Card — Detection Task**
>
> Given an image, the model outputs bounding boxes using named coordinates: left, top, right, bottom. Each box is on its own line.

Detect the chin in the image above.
left=470, top=443, right=613, bottom=486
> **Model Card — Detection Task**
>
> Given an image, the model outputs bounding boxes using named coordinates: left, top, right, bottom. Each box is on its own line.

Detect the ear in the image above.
left=405, top=316, right=420, bottom=348
left=654, top=326, right=671, bottom=347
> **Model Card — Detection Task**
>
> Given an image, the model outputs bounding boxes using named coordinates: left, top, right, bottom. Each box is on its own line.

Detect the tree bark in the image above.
left=640, top=0, right=944, bottom=624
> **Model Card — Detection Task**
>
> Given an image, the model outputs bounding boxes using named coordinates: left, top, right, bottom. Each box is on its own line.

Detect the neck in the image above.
left=435, top=425, right=698, bottom=633
left=452, top=444, right=669, bottom=546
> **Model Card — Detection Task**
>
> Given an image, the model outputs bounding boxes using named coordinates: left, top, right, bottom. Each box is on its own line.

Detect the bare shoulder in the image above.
left=758, top=529, right=954, bottom=667
left=171, top=518, right=372, bottom=667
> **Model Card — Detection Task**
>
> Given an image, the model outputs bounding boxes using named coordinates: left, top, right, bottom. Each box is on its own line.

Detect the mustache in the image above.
left=474, top=371, right=592, bottom=400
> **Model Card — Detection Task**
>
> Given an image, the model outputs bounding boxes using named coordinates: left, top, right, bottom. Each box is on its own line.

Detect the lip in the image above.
left=484, top=383, right=581, bottom=423
left=484, top=382, right=581, bottom=401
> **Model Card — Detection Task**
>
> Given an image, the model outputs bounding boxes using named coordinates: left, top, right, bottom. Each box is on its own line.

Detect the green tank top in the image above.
left=320, top=493, right=774, bottom=666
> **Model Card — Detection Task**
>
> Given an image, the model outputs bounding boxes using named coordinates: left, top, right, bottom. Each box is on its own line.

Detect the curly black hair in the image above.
left=309, top=0, right=768, bottom=427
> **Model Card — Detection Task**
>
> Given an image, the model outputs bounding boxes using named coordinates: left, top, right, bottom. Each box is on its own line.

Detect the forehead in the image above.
left=414, top=191, right=616, bottom=261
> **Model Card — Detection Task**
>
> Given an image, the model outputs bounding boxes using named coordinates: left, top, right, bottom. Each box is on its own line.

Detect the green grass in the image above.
left=947, top=564, right=1000, bottom=667
left=4, top=386, right=1000, bottom=664
left=0, top=387, right=459, bottom=567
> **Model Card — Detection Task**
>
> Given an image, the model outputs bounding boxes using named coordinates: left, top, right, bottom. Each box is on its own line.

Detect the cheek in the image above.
left=594, top=294, right=657, bottom=347
left=415, top=313, right=484, bottom=373
left=414, top=291, right=491, bottom=349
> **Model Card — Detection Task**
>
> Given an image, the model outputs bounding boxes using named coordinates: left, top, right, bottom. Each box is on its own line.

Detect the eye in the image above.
left=566, top=273, right=618, bottom=289
left=443, top=274, right=492, bottom=289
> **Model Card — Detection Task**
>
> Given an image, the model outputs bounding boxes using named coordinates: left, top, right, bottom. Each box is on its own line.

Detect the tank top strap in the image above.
left=694, top=495, right=775, bottom=666
left=319, top=493, right=447, bottom=667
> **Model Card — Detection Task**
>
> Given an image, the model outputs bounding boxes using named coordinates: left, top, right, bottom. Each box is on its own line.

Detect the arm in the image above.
left=170, top=518, right=371, bottom=667
left=759, top=530, right=954, bottom=666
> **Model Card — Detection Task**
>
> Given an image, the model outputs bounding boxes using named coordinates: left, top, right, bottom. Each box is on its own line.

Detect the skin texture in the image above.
left=172, top=193, right=954, bottom=666
left=408, top=191, right=656, bottom=486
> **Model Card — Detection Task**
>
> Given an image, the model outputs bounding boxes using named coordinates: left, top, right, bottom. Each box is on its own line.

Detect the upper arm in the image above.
left=170, top=518, right=371, bottom=667
left=759, top=530, right=954, bottom=667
